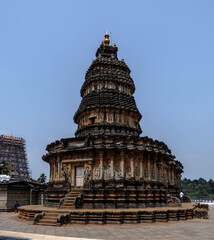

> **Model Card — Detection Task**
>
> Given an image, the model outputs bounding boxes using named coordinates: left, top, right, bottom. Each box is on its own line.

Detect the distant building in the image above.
left=0, top=135, right=30, bottom=180
left=0, top=180, right=47, bottom=211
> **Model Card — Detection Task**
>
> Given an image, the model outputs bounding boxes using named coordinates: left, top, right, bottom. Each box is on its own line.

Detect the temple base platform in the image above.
left=18, top=202, right=209, bottom=226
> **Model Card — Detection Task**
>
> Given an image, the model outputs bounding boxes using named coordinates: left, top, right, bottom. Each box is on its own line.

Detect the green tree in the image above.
left=37, top=173, right=47, bottom=184
left=208, top=179, right=214, bottom=194
left=181, top=178, right=214, bottom=197
left=0, top=160, right=10, bottom=175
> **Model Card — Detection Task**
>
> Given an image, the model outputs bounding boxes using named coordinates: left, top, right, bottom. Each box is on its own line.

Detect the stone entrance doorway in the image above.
left=76, top=166, right=84, bottom=187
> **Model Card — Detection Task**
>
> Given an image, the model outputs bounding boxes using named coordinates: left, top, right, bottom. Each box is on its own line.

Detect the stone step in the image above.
left=45, top=213, right=59, bottom=216
left=36, top=222, right=58, bottom=227
left=45, top=211, right=61, bottom=214
left=64, top=199, right=75, bottom=202
left=40, top=218, right=57, bottom=223
left=43, top=216, right=57, bottom=220
left=61, top=206, right=76, bottom=209
left=67, top=192, right=80, bottom=196
left=45, top=212, right=69, bottom=215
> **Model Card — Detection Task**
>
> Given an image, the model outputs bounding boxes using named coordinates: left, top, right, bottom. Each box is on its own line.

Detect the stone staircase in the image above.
left=60, top=188, right=82, bottom=209
left=34, top=211, right=69, bottom=227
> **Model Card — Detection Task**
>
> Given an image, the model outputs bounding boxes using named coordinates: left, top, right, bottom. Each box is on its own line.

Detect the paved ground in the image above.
left=0, top=206, right=213, bottom=240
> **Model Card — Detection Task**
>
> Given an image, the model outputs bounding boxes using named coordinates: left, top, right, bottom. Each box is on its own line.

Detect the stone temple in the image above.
left=42, top=33, right=184, bottom=209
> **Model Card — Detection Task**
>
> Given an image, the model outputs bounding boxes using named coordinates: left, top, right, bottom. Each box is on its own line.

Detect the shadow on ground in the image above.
left=0, top=236, right=30, bottom=240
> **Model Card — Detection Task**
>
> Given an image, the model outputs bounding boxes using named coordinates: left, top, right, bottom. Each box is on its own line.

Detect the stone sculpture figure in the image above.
left=126, top=167, right=132, bottom=179
left=104, top=165, right=112, bottom=179
left=115, top=165, right=122, bottom=179
left=84, top=166, right=91, bottom=185
left=93, top=165, right=100, bottom=179
left=63, top=165, right=70, bottom=183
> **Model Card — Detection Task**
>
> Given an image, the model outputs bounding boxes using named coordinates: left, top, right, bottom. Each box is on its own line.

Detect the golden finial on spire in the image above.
left=104, top=32, right=110, bottom=45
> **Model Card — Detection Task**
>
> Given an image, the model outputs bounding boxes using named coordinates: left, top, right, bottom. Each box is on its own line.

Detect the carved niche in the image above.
left=93, top=165, right=100, bottom=179
left=115, top=164, right=122, bottom=179
left=104, top=164, right=113, bottom=179
left=62, top=165, right=70, bottom=183
left=125, top=167, right=132, bottom=179
left=84, top=165, right=92, bottom=184
left=134, top=162, right=140, bottom=180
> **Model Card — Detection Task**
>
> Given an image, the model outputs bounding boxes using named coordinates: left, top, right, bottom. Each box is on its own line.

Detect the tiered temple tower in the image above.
left=43, top=33, right=183, bottom=209
left=74, top=33, right=142, bottom=138
left=0, top=135, right=30, bottom=179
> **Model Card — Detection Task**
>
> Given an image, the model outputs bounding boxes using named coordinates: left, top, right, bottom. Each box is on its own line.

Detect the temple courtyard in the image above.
left=0, top=205, right=212, bottom=240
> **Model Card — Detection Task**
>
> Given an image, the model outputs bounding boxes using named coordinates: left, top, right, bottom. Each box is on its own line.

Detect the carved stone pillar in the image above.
left=130, top=155, right=134, bottom=178
left=49, top=161, right=52, bottom=181
left=151, top=158, right=154, bottom=180
left=57, top=155, right=60, bottom=179
left=158, top=158, right=163, bottom=182
left=53, top=160, right=56, bottom=180
left=110, top=154, right=114, bottom=179
left=71, top=165, right=75, bottom=186
left=172, top=165, right=175, bottom=185
left=164, top=167, right=167, bottom=187
left=154, top=154, right=157, bottom=181
left=168, top=166, right=171, bottom=184
left=174, top=169, right=177, bottom=186
left=170, top=165, right=173, bottom=184
left=140, top=153, right=144, bottom=179
left=121, top=151, right=125, bottom=177
left=147, top=153, right=151, bottom=180
left=99, top=151, right=104, bottom=179
left=136, top=154, right=140, bottom=179
left=160, top=158, right=164, bottom=183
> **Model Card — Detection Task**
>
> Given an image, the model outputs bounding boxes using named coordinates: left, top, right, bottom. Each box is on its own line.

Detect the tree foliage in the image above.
left=0, top=160, right=10, bottom=175
left=37, top=173, right=47, bottom=184
left=182, top=178, right=214, bottom=197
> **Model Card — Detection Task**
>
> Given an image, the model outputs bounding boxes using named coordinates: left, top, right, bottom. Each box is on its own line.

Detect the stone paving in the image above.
left=0, top=206, right=213, bottom=240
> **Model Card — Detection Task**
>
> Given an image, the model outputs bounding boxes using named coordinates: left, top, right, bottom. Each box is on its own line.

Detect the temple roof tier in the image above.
left=75, top=122, right=142, bottom=138
left=42, top=136, right=183, bottom=173
left=74, top=89, right=142, bottom=122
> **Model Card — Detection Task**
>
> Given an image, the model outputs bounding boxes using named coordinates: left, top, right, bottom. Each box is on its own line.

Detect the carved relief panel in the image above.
left=84, top=165, right=92, bottom=184
left=134, top=158, right=140, bottom=180
left=93, top=165, right=100, bottom=179
left=115, top=164, right=122, bottom=179
left=104, top=164, right=113, bottom=179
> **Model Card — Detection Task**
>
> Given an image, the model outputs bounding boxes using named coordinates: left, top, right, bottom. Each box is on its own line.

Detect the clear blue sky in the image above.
left=0, top=0, right=213, bottom=180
